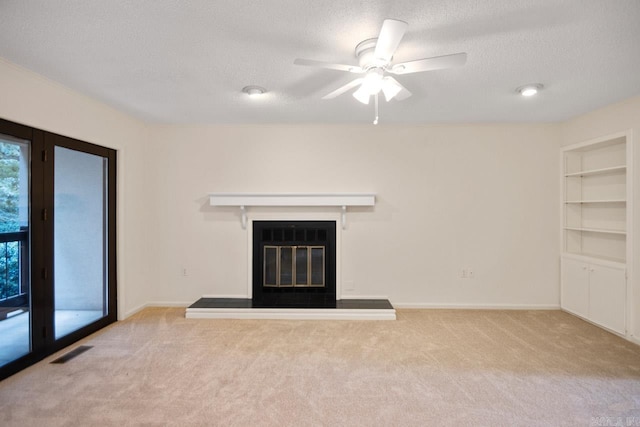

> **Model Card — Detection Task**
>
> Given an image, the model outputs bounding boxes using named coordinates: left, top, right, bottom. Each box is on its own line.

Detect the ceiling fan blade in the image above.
left=384, top=76, right=412, bottom=101
left=390, top=52, right=467, bottom=75
left=374, top=19, right=408, bottom=63
left=322, top=78, right=364, bottom=99
left=294, top=58, right=363, bottom=73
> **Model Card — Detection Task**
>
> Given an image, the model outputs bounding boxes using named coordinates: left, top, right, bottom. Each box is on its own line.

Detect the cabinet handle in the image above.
left=582, top=266, right=587, bottom=270
left=590, top=268, right=595, bottom=272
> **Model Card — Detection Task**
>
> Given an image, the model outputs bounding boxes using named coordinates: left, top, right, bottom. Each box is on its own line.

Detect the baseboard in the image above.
left=628, top=335, right=640, bottom=346
left=123, top=301, right=192, bottom=319
left=127, top=300, right=559, bottom=317
left=123, top=303, right=148, bottom=319
left=559, top=308, right=632, bottom=340
left=392, top=302, right=561, bottom=310
left=146, top=301, right=192, bottom=308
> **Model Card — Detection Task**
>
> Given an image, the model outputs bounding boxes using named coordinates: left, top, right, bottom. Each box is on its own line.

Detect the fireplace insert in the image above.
left=252, top=221, right=336, bottom=308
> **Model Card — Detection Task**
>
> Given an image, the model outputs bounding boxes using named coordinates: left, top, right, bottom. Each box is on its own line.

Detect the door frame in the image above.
left=0, top=118, right=117, bottom=380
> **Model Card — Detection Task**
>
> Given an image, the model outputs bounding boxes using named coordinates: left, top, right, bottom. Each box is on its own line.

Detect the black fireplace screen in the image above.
left=253, top=221, right=336, bottom=304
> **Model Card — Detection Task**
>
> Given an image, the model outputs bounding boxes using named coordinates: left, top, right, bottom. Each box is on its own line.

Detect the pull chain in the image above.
left=373, top=93, right=379, bottom=125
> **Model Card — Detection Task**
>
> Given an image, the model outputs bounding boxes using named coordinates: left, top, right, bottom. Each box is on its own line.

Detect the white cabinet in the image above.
left=561, top=256, right=626, bottom=335
left=589, top=263, right=626, bottom=334
left=561, top=130, right=632, bottom=337
left=560, top=257, right=589, bottom=318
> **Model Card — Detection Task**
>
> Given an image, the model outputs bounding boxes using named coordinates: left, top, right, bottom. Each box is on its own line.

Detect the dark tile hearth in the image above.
left=253, top=294, right=337, bottom=309
left=188, top=298, right=394, bottom=310
left=186, top=297, right=396, bottom=320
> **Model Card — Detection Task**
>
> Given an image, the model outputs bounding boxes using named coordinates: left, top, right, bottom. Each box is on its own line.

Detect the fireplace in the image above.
left=252, top=221, right=336, bottom=308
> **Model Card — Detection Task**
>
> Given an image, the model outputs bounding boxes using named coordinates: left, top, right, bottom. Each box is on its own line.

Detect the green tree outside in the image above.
left=0, top=141, right=22, bottom=300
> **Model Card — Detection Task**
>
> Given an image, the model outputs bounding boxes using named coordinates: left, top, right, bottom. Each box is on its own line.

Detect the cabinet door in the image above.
left=589, top=264, right=626, bottom=334
left=561, top=257, right=589, bottom=318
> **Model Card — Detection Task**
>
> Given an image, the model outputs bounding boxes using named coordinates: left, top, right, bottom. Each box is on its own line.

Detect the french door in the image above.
left=0, top=118, right=116, bottom=380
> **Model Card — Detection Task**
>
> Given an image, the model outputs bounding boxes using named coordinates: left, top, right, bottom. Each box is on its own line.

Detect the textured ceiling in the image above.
left=1, top=0, right=639, bottom=124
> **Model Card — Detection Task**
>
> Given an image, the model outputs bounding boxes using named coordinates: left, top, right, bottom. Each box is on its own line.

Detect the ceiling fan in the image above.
left=294, top=19, right=467, bottom=123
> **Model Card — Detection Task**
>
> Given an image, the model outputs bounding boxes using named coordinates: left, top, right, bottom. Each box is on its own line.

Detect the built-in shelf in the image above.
left=209, top=193, right=376, bottom=229
left=562, top=251, right=626, bottom=266
left=564, top=199, right=626, bottom=204
left=561, top=131, right=631, bottom=338
left=564, top=165, right=626, bottom=177
left=563, top=227, right=626, bottom=235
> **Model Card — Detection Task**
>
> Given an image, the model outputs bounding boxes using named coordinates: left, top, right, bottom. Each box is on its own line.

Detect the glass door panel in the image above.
left=0, top=134, right=31, bottom=367
left=0, top=118, right=117, bottom=381
left=53, top=146, right=107, bottom=339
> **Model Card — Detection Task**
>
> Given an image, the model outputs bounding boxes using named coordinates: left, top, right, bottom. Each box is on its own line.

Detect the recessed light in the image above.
left=242, top=85, right=267, bottom=98
left=516, top=83, right=543, bottom=97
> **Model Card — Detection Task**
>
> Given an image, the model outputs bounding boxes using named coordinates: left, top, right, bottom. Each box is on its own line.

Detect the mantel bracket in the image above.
left=341, top=206, right=347, bottom=230
left=240, top=206, right=247, bottom=230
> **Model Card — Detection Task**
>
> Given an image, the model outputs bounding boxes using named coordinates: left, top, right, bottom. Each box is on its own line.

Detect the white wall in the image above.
left=0, top=58, right=151, bottom=319
left=147, top=124, right=561, bottom=308
left=561, top=94, right=640, bottom=341
left=0, top=55, right=565, bottom=315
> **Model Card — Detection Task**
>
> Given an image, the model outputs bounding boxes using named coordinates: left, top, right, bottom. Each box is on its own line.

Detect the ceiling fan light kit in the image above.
left=353, top=85, right=372, bottom=104
left=381, top=76, right=402, bottom=102
left=294, top=18, right=467, bottom=123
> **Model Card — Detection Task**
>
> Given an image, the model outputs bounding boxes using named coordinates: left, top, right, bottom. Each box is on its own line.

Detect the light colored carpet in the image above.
left=0, top=308, right=639, bottom=426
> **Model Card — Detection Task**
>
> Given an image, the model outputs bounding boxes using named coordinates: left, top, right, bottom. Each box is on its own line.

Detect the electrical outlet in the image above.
left=459, top=269, right=467, bottom=279
left=182, top=267, right=188, bottom=277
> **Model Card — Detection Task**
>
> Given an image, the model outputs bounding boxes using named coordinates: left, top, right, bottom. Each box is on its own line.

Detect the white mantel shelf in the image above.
left=209, top=193, right=376, bottom=229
